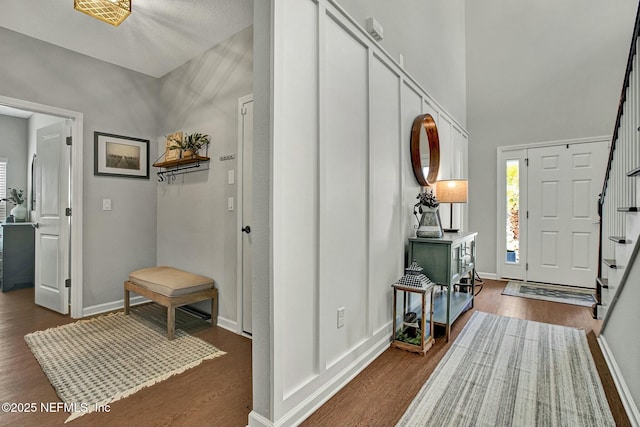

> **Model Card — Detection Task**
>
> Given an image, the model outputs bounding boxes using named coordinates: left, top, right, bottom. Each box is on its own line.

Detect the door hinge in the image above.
left=526, top=211, right=529, bottom=219
left=525, top=158, right=529, bottom=166
left=66, top=136, right=72, bottom=146
left=526, top=263, right=529, bottom=271
left=65, top=278, right=71, bottom=288
left=241, top=107, right=247, bottom=115
left=65, top=207, right=72, bottom=217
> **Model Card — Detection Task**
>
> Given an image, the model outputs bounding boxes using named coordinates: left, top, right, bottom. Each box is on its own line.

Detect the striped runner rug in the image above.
left=397, top=312, right=614, bottom=427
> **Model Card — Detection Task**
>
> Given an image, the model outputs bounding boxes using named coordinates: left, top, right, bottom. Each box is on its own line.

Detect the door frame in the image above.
left=0, top=95, right=84, bottom=318
left=236, top=93, right=253, bottom=337
left=496, top=136, right=610, bottom=282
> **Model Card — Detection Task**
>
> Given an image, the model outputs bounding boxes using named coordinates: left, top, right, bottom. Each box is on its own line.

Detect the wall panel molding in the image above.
left=268, top=0, right=469, bottom=424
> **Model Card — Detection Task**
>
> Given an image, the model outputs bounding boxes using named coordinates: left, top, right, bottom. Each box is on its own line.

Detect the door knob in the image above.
left=242, top=226, right=251, bottom=234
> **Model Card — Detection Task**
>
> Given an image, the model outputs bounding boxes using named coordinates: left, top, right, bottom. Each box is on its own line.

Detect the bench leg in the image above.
left=124, top=289, right=130, bottom=315
left=211, top=292, right=218, bottom=327
left=167, top=306, right=175, bottom=340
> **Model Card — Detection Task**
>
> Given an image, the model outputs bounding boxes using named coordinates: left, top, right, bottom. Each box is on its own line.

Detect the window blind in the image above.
left=0, top=159, right=7, bottom=221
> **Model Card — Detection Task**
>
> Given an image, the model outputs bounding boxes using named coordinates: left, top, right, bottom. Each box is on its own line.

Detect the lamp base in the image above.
left=443, top=228, right=460, bottom=233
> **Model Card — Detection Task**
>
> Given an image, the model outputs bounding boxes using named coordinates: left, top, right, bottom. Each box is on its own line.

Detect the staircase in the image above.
left=597, top=3, right=640, bottom=320
left=596, top=6, right=640, bottom=423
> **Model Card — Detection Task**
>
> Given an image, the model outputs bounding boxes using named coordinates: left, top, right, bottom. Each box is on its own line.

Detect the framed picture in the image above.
left=165, top=131, right=183, bottom=161
left=94, top=132, right=149, bottom=179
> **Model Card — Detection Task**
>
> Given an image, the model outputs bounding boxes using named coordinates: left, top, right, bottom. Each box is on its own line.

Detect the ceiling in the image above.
left=0, top=0, right=253, bottom=78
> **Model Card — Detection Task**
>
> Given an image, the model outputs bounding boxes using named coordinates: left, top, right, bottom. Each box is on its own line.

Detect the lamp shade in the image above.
left=74, top=0, right=131, bottom=27
left=435, top=180, right=468, bottom=203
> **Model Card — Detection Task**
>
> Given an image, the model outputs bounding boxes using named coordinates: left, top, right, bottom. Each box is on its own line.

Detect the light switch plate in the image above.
left=228, top=170, right=235, bottom=185
left=227, top=197, right=234, bottom=211
left=102, top=198, right=112, bottom=211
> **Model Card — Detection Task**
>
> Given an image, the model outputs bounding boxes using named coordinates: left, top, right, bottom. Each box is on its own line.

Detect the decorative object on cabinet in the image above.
left=410, top=113, right=440, bottom=187
left=164, top=131, right=183, bottom=162
left=2, top=188, right=27, bottom=222
left=434, top=179, right=468, bottom=232
left=392, top=261, right=436, bottom=355
left=408, top=232, right=477, bottom=341
left=94, top=132, right=150, bottom=179
left=413, top=190, right=443, bottom=238
left=74, top=0, right=131, bottom=27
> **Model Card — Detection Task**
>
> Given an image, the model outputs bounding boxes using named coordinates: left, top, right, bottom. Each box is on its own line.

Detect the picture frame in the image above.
left=94, top=132, right=149, bottom=179
left=165, top=131, right=183, bottom=162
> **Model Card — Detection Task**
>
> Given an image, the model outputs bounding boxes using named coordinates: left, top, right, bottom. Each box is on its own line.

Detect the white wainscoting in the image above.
left=259, top=0, right=469, bottom=425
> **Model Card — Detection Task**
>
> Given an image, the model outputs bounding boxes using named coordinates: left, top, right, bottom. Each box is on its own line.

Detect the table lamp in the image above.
left=435, top=179, right=468, bottom=232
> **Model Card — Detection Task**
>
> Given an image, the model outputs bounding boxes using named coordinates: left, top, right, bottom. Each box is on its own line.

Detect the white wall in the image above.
left=466, top=0, right=638, bottom=275
left=336, top=0, right=467, bottom=125
left=0, top=115, right=28, bottom=203
left=0, top=27, right=159, bottom=310
left=251, top=0, right=467, bottom=425
left=156, top=26, right=253, bottom=328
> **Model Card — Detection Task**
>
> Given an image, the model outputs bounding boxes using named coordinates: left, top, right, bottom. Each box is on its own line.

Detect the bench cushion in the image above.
left=128, top=266, right=214, bottom=297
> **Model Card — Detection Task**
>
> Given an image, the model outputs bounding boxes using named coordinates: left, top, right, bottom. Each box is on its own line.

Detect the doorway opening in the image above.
left=497, top=138, right=609, bottom=287
left=0, top=95, right=83, bottom=317
left=237, top=94, right=253, bottom=337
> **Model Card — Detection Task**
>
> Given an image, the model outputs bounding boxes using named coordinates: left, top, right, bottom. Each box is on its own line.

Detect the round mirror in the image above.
left=410, top=113, right=440, bottom=187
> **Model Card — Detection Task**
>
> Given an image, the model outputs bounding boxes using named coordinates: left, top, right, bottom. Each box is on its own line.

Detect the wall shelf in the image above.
left=153, top=156, right=210, bottom=182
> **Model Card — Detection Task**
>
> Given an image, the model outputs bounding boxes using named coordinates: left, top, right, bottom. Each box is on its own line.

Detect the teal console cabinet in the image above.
left=408, top=231, right=477, bottom=341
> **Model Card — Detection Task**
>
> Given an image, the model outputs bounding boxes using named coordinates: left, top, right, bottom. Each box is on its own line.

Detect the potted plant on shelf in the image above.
left=169, top=132, right=211, bottom=159
left=2, top=188, right=27, bottom=222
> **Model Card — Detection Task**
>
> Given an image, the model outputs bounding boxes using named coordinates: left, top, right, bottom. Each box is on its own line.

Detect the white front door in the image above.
left=240, top=96, right=254, bottom=335
left=527, top=142, right=608, bottom=286
left=34, top=122, right=70, bottom=314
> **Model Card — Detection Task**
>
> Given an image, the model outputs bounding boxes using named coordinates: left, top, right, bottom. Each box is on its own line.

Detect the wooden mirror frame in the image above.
left=410, top=113, right=440, bottom=186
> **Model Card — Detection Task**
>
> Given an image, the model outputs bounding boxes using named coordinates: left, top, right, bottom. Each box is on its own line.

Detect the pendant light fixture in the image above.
left=74, top=0, right=131, bottom=27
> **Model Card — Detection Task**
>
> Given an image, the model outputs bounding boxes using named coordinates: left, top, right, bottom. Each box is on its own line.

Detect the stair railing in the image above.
left=597, top=2, right=640, bottom=317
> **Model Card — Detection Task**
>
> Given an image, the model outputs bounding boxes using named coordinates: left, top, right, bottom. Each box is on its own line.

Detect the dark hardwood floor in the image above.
left=302, top=279, right=630, bottom=427
left=0, top=287, right=252, bottom=427
left=0, top=280, right=629, bottom=427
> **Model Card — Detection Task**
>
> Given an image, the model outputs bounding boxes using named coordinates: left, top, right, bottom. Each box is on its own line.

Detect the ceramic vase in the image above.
left=10, top=203, right=28, bottom=222
left=416, top=206, right=443, bottom=238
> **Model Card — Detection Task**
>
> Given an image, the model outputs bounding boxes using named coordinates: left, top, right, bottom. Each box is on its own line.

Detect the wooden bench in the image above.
left=124, top=266, right=218, bottom=340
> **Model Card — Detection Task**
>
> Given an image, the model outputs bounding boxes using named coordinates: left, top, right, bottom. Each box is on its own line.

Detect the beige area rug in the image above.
left=24, top=304, right=225, bottom=423
left=397, top=312, right=614, bottom=427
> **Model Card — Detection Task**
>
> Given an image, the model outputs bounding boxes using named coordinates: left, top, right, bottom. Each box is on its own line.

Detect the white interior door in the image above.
left=241, top=97, right=254, bottom=335
left=35, top=122, right=70, bottom=314
left=527, top=141, right=608, bottom=286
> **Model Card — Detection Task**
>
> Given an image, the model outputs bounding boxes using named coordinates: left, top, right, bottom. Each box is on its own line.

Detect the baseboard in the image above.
left=82, top=295, right=150, bottom=317
left=216, top=316, right=238, bottom=334
left=477, top=271, right=498, bottom=280
left=248, top=410, right=274, bottom=427
left=598, top=335, right=640, bottom=426
left=84, top=298, right=235, bottom=334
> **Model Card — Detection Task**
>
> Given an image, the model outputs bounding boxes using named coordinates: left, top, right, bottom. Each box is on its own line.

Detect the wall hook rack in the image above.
left=153, top=156, right=210, bottom=182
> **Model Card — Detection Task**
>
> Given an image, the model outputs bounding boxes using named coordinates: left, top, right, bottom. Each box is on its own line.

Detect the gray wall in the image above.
left=0, top=27, right=159, bottom=309
left=156, top=26, right=253, bottom=325
left=466, top=0, right=638, bottom=274
left=336, top=0, right=467, bottom=125
left=0, top=115, right=28, bottom=205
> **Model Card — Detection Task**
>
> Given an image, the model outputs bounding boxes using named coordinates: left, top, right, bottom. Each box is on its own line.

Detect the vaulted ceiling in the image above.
left=0, top=0, right=253, bottom=78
